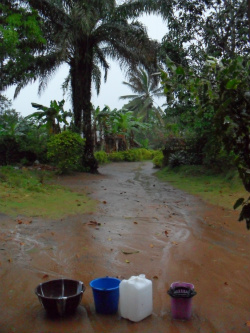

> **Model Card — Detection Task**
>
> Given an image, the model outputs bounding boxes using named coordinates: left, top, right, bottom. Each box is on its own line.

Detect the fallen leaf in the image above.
left=133, top=221, right=138, bottom=224
left=165, top=230, right=169, bottom=236
left=121, top=250, right=139, bottom=255
left=8, top=258, right=12, bottom=263
left=125, top=260, right=130, bottom=263
left=17, top=220, right=23, bottom=225
left=42, top=274, right=49, bottom=279
left=224, top=282, right=228, bottom=286
left=103, top=201, right=107, bottom=204
left=150, top=244, right=154, bottom=248
left=24, top=220, right=32, bottom=225
left=51, top=232, right=54, bottom=236
left=88, top=220, right=101, bottom=226
left=108, top=238, right=112, bottom=241
left=20, top=242, right=25, bottom=246
left=172, top=241, right=178, bottom=245
left=153, top=275, right=158, bottom=279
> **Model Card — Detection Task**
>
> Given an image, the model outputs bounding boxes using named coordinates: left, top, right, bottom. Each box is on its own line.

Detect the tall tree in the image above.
left=0, top=1, right=46, bottom=90
left=2, top=0, right=172, bottom=172
left=159, top=0, right=250, bottom=71
left=120, top=67, right=164, bottom=124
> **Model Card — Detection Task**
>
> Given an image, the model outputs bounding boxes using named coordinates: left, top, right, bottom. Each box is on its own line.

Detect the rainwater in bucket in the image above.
left=167, top=282, right=197, bottom=320
left=90, top=277, right=121, bottom=314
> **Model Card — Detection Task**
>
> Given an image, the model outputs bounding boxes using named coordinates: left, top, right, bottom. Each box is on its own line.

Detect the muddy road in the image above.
left=0, top=161, right=250, bottom=333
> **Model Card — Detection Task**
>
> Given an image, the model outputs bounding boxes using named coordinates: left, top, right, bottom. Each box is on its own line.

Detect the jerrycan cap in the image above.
left=139, top=274, right=146, bottom=279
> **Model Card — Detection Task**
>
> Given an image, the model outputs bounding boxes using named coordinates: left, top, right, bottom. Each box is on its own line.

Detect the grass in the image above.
left=0, top=166, right=96, bottom=219
left=156, top=165, right=249, bottom=210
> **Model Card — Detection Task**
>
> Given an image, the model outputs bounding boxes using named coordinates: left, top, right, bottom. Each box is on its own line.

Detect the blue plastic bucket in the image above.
left=90, top=277, right=121, bottom=314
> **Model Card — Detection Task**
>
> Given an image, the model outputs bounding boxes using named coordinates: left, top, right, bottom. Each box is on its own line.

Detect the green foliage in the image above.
left=27, top=100, right=72, bottom=134
left=93, top=106, right=150, bottom=151
left=120, top=67, right=164, bottom=124
left=47, top=131, right=85, bottom=174
left=94, top=151, right=108, bottom=165
left=152, top=151, right=164, bottom=168
left=122, top=149, right=143, bottom=162
left=0, top=97, right=49, bottom=165
left=107, top=148, right=156, bottom=163
left=161, top=55, right=250, bottom=228
left=158, top=0, right=249, bottom=73
left=169, top=152, right=187, bottom=168
left=0, top=2, right=46, bottom=91
left=108, top=151, right=125, bottom=162
left=139, top=148, right=154, bottom=160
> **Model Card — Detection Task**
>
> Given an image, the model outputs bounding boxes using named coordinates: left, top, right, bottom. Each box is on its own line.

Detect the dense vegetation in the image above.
left=1, top=0, right=250, bottom=228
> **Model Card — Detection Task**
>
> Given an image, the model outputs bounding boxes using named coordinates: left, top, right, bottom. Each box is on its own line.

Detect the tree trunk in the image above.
left=70, top=42, right=98, bottom=173
left=248, top=0, right=250, bottom=43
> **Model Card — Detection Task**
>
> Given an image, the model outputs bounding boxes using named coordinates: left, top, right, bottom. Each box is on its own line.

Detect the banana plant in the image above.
left=26, top=100, right=72, bottom=134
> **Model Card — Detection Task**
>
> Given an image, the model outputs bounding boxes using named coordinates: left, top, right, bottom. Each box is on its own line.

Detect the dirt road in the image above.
left=0, top=161, right=250, bottom=333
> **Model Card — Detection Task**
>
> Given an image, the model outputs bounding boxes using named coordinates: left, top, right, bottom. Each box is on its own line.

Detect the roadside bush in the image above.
left=107, top=149, right=158, bottom=162
left=47, top=131, right=85, bottom=174
left=169, top=151, right=187, bottom=168
left=123, top=149, right=143, bottom=161
left=108, top=151, right=124, bottom=162
left=152, top=151, right=164, bottom=168
left=139, top=148, right=154, bottom=160
left=94, top=151, right=108, bottom=165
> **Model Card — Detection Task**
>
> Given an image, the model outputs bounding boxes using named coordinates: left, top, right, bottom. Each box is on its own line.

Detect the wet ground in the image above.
left=0, top=161, right=250, bottom=333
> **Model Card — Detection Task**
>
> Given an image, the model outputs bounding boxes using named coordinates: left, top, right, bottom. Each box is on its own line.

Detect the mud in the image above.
left=0, top=161, right=250, bottom=333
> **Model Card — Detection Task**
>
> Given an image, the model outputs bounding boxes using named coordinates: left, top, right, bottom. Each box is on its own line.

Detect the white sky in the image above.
left=5, top=15, right=167, bottom=117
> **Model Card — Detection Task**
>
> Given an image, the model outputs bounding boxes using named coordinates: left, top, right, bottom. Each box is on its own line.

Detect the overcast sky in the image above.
left=5, top=14, right=167, bottom=117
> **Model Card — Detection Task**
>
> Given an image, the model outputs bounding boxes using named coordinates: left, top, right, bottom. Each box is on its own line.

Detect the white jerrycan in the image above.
left=119, top=274, right=152, bottom=322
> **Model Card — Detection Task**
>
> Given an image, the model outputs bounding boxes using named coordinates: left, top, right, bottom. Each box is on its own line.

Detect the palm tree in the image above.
left=6, top=0, right=171, bottom=172
left=120, top=67, right=164, bottom=124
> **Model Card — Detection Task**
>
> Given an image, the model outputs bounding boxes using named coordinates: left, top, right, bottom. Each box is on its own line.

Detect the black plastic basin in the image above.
left=35, top=278, right=86, bottom=316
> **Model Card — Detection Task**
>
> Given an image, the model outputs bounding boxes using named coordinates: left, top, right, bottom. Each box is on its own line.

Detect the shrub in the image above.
left=107, top=149, right=158, bottom=162
left=47, top=131, right=85, bottom=174
left=152, top=151, right=164, bottom=168
left=94, top=151, right=108, bottom=165
left=139, top=148, right=154, bottom=160
left=168, top=151, right=187, bottom=168
left=123, top=149, right=143, bottom=161
left=108, top=151, right=124, bottom=162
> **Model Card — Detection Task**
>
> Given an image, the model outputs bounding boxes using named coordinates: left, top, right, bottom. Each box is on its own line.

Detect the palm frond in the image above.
left=114, top=0, right=173, bottom=21
left=119, top=94, right=141, bottom=100
left=92, top=64, right=101, bottom=95
left=94, top=46, right=110, bottom=82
